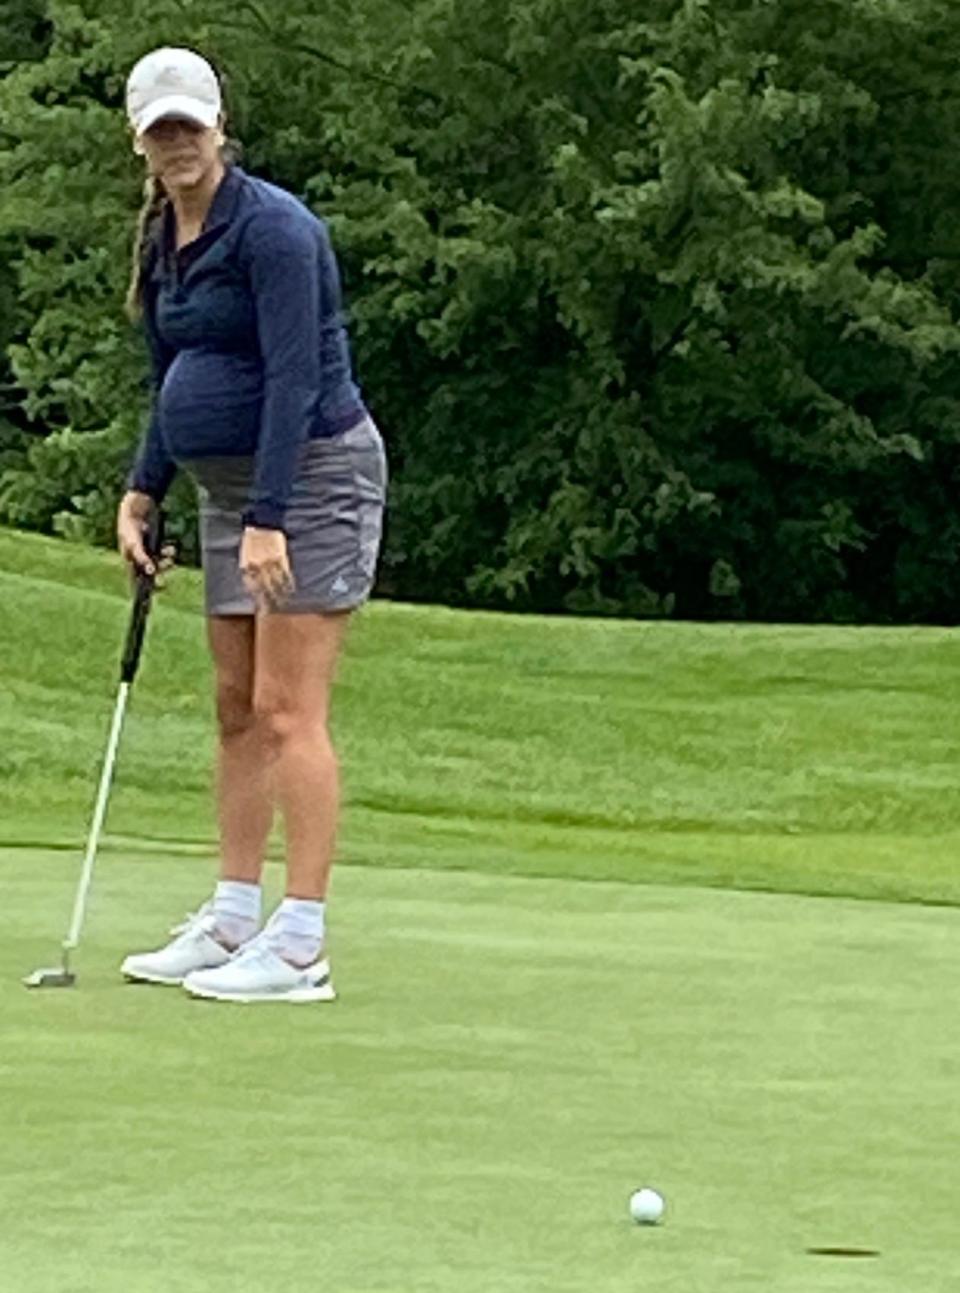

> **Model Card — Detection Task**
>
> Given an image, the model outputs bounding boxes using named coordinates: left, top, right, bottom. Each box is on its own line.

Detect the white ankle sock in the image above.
left=213, top=880, right=261, bottom=948
left=266, top=898, right=326, bottom=966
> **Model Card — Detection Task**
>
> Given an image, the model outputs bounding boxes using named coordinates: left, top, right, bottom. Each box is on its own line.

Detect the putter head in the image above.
left=23, top=966, right=77, bottom=989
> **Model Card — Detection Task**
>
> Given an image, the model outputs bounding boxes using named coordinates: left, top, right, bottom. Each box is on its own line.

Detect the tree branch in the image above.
left=237, top=0, right=271, bottom=32
left=650, top=313, right=695, bottom=363
left=212, top=16, right=443, bottom=103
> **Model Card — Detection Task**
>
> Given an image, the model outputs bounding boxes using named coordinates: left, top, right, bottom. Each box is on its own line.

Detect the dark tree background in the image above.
left=2, top=0, right=960, bottom=621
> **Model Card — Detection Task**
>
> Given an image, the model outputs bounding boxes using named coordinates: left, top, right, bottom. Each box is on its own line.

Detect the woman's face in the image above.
left=138, top=116, right=222, bottom=191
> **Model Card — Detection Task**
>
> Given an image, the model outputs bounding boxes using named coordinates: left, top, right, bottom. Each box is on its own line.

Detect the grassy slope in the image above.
left=5, top=529, right=960, bottom=1292
left=2, top=527, right=960, bottom=904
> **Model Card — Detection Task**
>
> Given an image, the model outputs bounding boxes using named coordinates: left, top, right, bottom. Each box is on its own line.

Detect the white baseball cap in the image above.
left=126, top=47, right=222, bottom=136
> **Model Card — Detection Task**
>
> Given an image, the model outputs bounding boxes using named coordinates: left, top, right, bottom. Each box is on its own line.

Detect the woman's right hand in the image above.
left=117, top=490, right=161, bottom=577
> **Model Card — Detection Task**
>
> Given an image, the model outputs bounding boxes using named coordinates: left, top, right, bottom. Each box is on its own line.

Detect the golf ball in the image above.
left=629, top=1188, right=665, bottom=1225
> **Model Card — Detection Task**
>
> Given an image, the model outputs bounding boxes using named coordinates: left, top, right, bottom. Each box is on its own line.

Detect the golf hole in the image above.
left=807, top=1247, right=880, bottom=1260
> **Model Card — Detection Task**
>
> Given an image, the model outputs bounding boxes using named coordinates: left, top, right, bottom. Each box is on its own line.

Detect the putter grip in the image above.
left=120, top=510, right=164, bottom=684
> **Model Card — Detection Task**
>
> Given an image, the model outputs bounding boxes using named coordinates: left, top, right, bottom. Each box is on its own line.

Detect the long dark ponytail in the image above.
left=125, top=131, right=242, bottom=321
left=125, top=173, right=168, bottom=320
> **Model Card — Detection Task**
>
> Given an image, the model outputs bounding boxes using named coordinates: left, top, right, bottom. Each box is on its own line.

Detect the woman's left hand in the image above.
left=240, top=526, right=295, bottom=611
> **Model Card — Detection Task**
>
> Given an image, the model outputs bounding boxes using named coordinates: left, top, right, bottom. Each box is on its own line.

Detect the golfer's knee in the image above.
left=254, top=693, right=332, bottom=761
left=216, top=682, right=255, bottom=740
left=255, top=698, right=296, bottom=754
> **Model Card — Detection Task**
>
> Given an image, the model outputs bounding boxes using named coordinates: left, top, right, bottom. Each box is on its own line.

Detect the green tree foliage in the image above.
left=1, top=0, right=959, bottom=619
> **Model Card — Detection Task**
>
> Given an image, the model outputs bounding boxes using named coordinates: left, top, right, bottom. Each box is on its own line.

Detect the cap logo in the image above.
left=156, top=65, right=188, bottom=89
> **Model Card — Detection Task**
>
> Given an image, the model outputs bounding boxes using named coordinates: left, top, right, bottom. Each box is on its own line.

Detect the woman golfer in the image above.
left=115, top=47, right=386, bottom=1003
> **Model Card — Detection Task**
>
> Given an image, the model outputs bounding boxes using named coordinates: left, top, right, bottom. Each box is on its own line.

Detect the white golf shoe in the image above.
left=121, top=904, right=236, bottom=986
left=183, top=935, right=335, bottom=1004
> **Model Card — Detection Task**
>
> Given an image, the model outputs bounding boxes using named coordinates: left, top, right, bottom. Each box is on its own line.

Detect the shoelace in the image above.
left=221, top=940, right=292, bottom=976
left=169, top=902, right=216, bottom=938
left=231, top=932, right=281, bottom=964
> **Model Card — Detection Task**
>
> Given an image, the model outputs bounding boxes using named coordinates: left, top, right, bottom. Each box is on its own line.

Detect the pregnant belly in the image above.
left=159, top=350, right=263, bottom=458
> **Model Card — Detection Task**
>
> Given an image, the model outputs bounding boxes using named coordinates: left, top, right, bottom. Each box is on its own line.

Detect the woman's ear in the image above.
left=133, top=135, right=146, bottom=156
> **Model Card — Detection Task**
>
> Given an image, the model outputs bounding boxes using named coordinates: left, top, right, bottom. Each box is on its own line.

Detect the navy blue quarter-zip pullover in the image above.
left=129, top=166, right=367, bottom=530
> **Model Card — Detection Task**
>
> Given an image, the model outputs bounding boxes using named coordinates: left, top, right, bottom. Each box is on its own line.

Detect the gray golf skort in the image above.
left=189, top=417, right=387, bottom=617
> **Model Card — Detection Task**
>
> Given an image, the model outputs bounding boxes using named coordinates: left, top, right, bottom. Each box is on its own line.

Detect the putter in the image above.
left=24, top=511, right=165, bottom=989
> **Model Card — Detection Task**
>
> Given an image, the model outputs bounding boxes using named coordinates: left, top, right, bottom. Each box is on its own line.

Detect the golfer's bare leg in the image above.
left=253, top=611, right=349, bottom=900
left=208, top=615, right=274, bottom=884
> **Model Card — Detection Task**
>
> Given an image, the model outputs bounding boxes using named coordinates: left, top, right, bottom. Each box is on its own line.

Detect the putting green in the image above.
left=3, top=849, right=958, bottom=1292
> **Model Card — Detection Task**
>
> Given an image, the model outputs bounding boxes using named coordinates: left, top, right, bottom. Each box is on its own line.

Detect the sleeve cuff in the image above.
left=242, top=504, right=287, bottom=532
left=126, top=472, right=167, bottom=502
